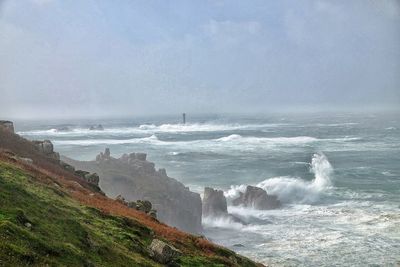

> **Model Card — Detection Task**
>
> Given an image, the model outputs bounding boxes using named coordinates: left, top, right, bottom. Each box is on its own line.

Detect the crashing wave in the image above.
left=225, top=153, right=333, bottom=204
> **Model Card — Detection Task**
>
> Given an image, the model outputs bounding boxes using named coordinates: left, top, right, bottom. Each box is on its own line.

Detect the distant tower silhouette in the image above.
left=182, top=113, right=186, bottom=124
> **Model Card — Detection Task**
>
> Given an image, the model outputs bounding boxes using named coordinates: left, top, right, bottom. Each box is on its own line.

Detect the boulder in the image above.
left=136, top=200, right=152, bottom=213
left=116, top=195, right=127, bottom=205
left=0, top=120, right=14, bottom=133
left=75, top=170, right=90, bottom=178
left=148, top=210, right=157, bottom=219
left=148, top=239, right=182, bottom=264
left=84, top=173, right=100, bottom=185
left=232, top=185, right=280, bottom=210
left=202, top=187, right=228, bottom=217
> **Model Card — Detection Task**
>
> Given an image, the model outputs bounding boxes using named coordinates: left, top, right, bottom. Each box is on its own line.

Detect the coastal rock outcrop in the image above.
left=202, top=187, right=228, bottom=217
left=32, top=140, right=60, bottom=160
left=62, top=148, right=202, bottom=233
left=0, top=120, right=14, bottom=133
left=232, top=185, right=280, bottom=209
left=89, top=124, right=104, bottom=131
left=74, top=170, right=100, bottom=186
left=202, top=187, right=245, bottom=224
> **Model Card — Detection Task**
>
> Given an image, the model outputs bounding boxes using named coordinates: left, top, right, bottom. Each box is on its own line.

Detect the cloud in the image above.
left=29, top=0, right=54, bottom=5
left=0, top=0, right=399, bottom=118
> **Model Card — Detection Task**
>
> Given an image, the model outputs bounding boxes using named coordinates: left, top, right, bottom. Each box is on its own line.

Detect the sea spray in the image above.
left=225, top=153, right=334, bottom=204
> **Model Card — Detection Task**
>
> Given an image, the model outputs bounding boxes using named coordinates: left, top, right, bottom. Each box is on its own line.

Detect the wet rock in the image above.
left=56, top=126, right=70, bottom=132
left=202, top=187, right=228, bottom=217
left=232, top=185, right=280, bottom=210
left=148, top=239, right=182, bottom=264
left=89, top=124, right=104, bottom=131
left=202, top=187, right=245, bottom=224
left=104, top=148, right=110, bottom=158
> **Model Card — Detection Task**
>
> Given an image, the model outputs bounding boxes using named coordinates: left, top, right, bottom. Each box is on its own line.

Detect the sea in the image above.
left=16, top=112, right=400, bottom=266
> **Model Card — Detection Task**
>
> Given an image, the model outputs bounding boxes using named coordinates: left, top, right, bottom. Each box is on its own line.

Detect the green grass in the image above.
left=0, top=162, right=160, bottom=267
left=0, top=161, right=261, bottom=267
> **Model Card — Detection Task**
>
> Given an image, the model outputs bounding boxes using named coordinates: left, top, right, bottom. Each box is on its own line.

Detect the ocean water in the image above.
left=16, top=113, right=400, bottom=266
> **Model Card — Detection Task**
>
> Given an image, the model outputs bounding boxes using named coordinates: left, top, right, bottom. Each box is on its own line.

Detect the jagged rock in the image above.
left=202, top=187, right=228, bottom=217
left=32, top=140, right=60, bottom=160
left=56, top=126, right=70, bottom=132
left=202, top=187, right=245, bottom=224
left=127, top=201, right=137, bottom=208
left=232, top=185, right=280, bottom=210
left=104, top=148, right=110, bottom=158
left=116, top=195, right=127, bottom=205
left=84, top=173, right=100, bottom=185
left=148, top=239, right=182, bottom=264
left=89, top=124, right=104, bottom=131
left=0, top=120, right=14, bottom=133
left=158, top=168, right=167, bottom=177
left=136, top=200, right=152, bottom=213
left=61, top=149, right=203, bottom=233
left=148, top=210, right=157, bottom=219
left=75, top=170, right=90, bottom=178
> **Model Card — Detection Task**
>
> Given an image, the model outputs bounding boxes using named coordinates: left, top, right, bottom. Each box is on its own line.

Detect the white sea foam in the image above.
left=52, top=134, right=162, bottom=146
left=18, top=122, right=285, bottom=136
left=225, top=153, right=333, bottom=204
left=202, top=216, right=245, bottom=230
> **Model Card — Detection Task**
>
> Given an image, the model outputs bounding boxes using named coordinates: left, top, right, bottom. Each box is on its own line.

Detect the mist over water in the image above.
left=16, top=112, right=400, bottom=266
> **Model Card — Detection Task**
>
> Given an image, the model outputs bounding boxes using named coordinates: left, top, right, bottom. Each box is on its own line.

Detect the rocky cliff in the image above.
left=0, top=126, right=263, bottom=266
left=62, top=149, right=203, bottom=234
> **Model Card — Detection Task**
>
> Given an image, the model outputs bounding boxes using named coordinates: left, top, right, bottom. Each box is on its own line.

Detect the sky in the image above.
left=0, top=0, right=399, bottom=119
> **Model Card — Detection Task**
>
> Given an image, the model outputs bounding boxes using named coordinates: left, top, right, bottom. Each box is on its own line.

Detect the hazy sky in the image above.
left=1, top=0, right=399, bottom=118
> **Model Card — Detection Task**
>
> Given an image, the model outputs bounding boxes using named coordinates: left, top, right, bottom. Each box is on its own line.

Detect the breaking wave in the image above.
left=53, top=135, right=162, bottom=146
left=216, top=134, right=319, bottom=144
left=18, top=122, right=285, bottom=136
left=225, top=153, right=333, bottom=204
left=202, top=216, right=245, bottom=230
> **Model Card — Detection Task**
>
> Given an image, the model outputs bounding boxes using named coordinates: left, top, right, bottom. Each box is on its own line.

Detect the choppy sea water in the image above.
left=16, top=113, right=400, bottom=266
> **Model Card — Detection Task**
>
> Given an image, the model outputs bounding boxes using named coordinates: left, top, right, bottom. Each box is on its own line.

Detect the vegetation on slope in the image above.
left=0, top=128, right=263, bottom=266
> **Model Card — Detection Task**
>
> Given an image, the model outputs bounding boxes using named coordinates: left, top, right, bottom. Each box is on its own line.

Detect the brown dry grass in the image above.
left=0, top=128, right=222, bottom=257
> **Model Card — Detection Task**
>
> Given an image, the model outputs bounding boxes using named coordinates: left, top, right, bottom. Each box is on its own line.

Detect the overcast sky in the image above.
left=0, top=0, right=399, bottom=119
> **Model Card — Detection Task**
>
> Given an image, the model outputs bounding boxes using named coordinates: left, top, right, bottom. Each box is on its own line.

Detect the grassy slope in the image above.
left=0, top=130, right=262, bottom=266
